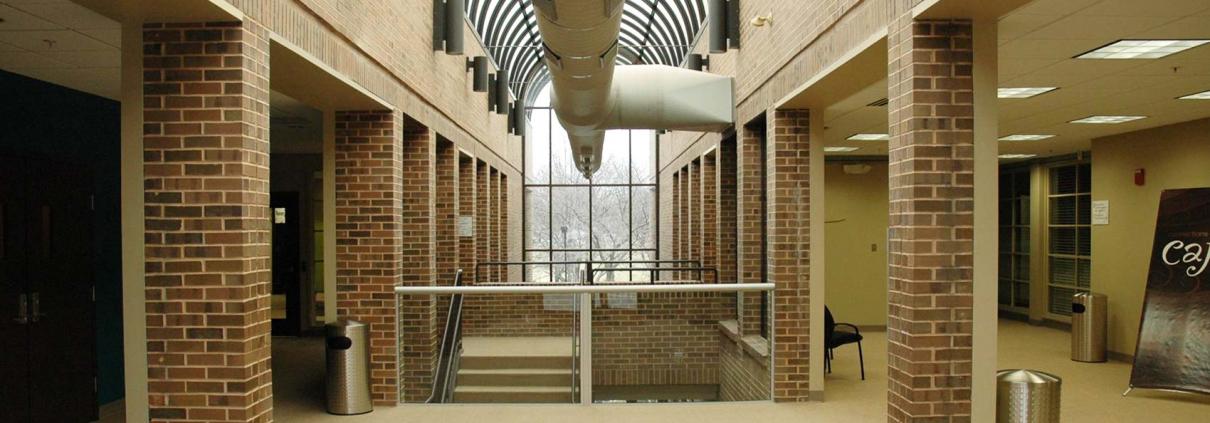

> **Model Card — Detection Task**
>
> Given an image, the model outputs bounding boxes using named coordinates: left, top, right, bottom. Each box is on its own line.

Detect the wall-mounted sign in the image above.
left=1129, top=187, right=1210, bottom=396
left=458, top=216, right=474, bottom=237
left=274, top=207, right=287, bottom=224
left=1092, top=200, right=1110, bottom=225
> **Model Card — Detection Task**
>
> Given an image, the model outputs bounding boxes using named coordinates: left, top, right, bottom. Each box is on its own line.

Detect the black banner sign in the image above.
left=1130, top=187, right=1210, bottom=395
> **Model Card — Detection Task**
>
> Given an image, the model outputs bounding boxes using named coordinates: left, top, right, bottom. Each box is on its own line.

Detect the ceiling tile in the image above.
left=1020, top=15, right=1172, bottom=41
left=0, top=3, right=62, bottom=30
left=15, top=1, right=118, bottom=30
left=1079, top=0, right=1210, bottom=18
left=998, top=14, right=1063, bottom=41
left=41, top=47, right=119, bottom=67
left=1008, top=0, right=1101, bottom=18
left=0, top=28, right=110, bottom=51
left=78, top=27, right=119, bottom=48
left=0, top=50, right=66, bottom=68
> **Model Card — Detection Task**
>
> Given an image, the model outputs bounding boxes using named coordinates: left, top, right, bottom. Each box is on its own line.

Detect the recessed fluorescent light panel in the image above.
left=1077, top=39, right=1210, bottom=59
left=1178, top=90, right=1210, bottom=100
left=998, top=87, right=1058, bottom=99
left=1070, top=115, right=1147, bottom=124
left=999, top=134, right=1055, bottom=142
left=824, top=147, right=860, bottom=153
left=847, top=133, right=889, bottom=141
left=999, top=154, right=1037, bottom=160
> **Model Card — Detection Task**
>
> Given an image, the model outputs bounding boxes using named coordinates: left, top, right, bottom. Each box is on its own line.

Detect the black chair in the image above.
left=824, top=306, right=865, bottom=380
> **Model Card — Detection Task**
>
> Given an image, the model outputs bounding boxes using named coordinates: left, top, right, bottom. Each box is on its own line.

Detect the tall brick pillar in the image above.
left=334, top=110, right=406, bottom=405
left=434, top=140, right=458, bottom=343
left=718, top=140, right=738, bottom=285
left=738, top=123, right=766, bottom=335
left=397, top=120, right=438, bottom=403
left=689, top=159, right=701, bottom=268
left=671, top=171, right=681, bottom=273
left=490, top=168, right=502, bottom=282
left=767, top=109, right=811, bottom=402
left=141, top=20, right=272, bottom=422
left=679, top=166, right=690, bottom=276
left=475, top=161, right=490, bottom=283
left=886, top=17, right=976, bottom=421
left=500, top=174, right=510, bottom=279
left=701, top=152, right=718, bottom=283
left=458, top=155, right=477, bottom=282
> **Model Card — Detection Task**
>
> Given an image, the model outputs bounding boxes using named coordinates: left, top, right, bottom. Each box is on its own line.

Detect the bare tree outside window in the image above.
left=523, top=85, right=658, bottom=285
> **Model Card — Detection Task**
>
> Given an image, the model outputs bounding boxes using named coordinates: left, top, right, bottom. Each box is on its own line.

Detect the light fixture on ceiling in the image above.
left=1178, top=89, right=1210, bottom=100
left=1077, top=39, right=1210, bottom=60
left=1070, top=115, right=1147, bottom=124
left=998, top=87, right=1058, bottom=99
left=999, top=154, right=1037, bottom=160
left=824, top=147, right=860, bottom=153
left=999, top=134, right=1055, bottom=141
left=847, top=133, right=889, bottom=141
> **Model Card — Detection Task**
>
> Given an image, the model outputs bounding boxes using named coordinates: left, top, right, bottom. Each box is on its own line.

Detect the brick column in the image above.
left=738, top=124, right=766, bottom=335
left=434, top=140, right=458, bottom=343
left=719, top=140, right=738, bottom=285
left=141, top=20, right=272, bottom=422
left=886, top=17, right=976, bottom=422
left=670, top=171, right=680, bottom=274
left=475, top=161, right=490, bottom=283
left=689, top=159, right=701, bottom=270
left=679, top=166, right=690, bottom=277
left=334, top=110, right=405, bottom=405
left=701, top=152, right=718, bottom=283
left=767, top=109, right=811, bottom=402
left=500, top=174, right=510, bottom=279
left=397, top=121, right=438, bottom=403
left=458, top=155, right=477, bottom=282
left=490, top=168, right=502, bottom=282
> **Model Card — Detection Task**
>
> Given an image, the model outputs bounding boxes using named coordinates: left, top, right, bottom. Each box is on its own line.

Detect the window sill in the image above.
left=718, top=320, right=770, bottom=364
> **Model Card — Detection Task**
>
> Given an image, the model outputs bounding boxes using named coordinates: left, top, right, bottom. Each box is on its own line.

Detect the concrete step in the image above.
left=457, top=368, right=573, bottom=387
left=459, top=354, right=573, bottom=370
left=452, top=385, right=573, bottom=403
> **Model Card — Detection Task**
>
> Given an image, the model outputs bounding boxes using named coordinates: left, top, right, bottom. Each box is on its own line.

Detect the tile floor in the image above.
left=99, top=320, right=1210, bottom=422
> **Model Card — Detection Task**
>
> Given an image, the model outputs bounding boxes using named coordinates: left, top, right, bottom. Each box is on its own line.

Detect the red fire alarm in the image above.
left=1134, top=168, right=1146, bottom=186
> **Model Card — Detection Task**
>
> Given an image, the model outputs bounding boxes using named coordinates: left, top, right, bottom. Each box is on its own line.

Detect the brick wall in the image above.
left=701, top=152, right=718, bottom=283
left=397, top=119, right=438, bottom=404
left=457, top=155, right=477, bottom=284
left=719, top=333, right=771, bottom=401
left=886, top=16, right=976, bottom=421
left=671, top=171, right=681, bottom=268
left=334, top=110, right=406, bottom=405
left=767, top=109, right=811, bottom=402
left=719, top=139, right=739, bottom=285
left=141, top=20, right=273, bottom=423
left=689, top=160, right=701, bottom=272
left=738, top=123, right=766, bottom=335
left=474, top=161, right=489, bottom=283
left=592, top=293, right=733, bottom=386
left=434, top=140, right=458, bottom=342
left=490, top=169, right=502, bottom=283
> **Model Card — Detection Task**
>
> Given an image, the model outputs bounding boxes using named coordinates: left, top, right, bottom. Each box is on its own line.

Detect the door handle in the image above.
left=31, top=292, right=46, bottom=323
left=14, top=294, right=28, bottom=324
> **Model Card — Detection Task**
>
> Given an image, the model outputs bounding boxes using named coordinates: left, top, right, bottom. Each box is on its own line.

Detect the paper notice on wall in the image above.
left=458, top=216, right=474, bottom=237
left=1092, top=200, right=1110, bottom=225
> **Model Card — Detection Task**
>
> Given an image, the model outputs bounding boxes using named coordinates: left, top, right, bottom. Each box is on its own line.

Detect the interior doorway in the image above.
left=1, top=156, right=98, bottom=422
left=272, top=192, right=303, bottom=336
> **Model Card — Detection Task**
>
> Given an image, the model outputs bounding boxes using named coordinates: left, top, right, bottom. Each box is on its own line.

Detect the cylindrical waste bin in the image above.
left=997, top=369, right=1061, bottom=423
left=1071, top=292, right=1107, bottom=362
left=326, top=320, right=372, bottom=415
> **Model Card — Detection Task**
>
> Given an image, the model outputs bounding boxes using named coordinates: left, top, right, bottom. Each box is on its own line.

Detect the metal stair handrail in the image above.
left=427, top=269, right=464, bottom=403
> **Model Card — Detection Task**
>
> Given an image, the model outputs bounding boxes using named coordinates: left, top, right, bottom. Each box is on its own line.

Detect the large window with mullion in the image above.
left=523, top=87, right=658, bottom=284
left=999, top=167, right=1031, bottom=312
left=1046, top=162, right=1091, bottom=316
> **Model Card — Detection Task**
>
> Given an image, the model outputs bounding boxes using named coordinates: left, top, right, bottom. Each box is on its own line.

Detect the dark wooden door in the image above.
left=271, top=192, right=302, bottom=336
left=0, top=156, right=96, bottom=422
left=0, top=157, right=32, bottom=423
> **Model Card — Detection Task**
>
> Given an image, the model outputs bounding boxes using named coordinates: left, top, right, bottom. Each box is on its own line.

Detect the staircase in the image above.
left=453, top=337, right=575, bottom=403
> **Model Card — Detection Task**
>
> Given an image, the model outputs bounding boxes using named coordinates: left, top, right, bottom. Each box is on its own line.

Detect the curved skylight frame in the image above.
left=466, top=0, right=708, bottom=108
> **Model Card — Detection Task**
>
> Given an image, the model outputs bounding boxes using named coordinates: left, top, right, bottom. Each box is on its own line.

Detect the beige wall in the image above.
left=1090, top=118, right=1210, bottom=356
left=824, top=162, right=889, bottom=327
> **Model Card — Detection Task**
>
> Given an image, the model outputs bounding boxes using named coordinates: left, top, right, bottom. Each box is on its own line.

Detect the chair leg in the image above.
left=857, top=340, right=865, bottom=381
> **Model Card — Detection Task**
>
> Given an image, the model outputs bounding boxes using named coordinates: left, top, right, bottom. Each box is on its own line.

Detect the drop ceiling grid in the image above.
left=0, top=0, right=120, bottom=98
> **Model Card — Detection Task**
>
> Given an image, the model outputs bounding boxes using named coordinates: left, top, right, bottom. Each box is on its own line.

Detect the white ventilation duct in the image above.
left=534, top=0, right=735, bottom=178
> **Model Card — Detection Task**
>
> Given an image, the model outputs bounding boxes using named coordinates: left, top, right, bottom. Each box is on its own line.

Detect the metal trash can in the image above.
left=997, top=369, right=1061, bottom=423
left=326, top=320, right=372, bottom=415
left=1071, top=292, right=1107, bottom=362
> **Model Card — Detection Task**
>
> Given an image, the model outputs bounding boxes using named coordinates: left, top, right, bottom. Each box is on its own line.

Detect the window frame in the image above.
left=521, top=105, right=660, bottom=284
